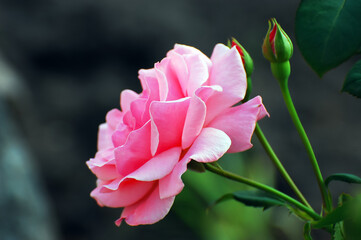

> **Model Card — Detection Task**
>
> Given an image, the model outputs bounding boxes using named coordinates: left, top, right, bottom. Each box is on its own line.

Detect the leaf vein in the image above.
left=320, top=0, right=347, bottom=64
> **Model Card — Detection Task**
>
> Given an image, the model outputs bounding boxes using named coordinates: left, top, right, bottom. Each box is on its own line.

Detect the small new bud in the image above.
left=262, top=18, right=293, bottom=63
left=228, top=38, right=254, bottom=101
left=231, top=37, right=254, bottom=77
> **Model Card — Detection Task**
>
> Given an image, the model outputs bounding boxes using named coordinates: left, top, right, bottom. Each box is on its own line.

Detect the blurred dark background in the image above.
left=0, top=0, right=360, bottom=240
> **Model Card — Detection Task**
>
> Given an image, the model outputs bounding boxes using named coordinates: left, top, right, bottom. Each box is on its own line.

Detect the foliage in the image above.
left=296, top=0, right=361, bottom=97
left=325, top=173, right=361, bottom=187
left=173, top=153, right=277, bottom=240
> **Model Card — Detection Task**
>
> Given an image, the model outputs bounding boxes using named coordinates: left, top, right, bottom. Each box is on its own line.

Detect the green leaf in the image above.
left=209, top=191, right=285, bottom=211
left=296, top=0, right=361, bottom=76
left=313, top=194, right=361, bottom=236
left=332, top=222, right=345, bottom=240
left=304, top=222, right=313, bottom=240
left=325, top=173, right=361, bottom=187
left=343, top=194, right=361, bottom=239
left=313, top=204, right=349, bottom=229
left=342, top=59, right=361, bottom=98
left=232, top=191, right=285, bottom=210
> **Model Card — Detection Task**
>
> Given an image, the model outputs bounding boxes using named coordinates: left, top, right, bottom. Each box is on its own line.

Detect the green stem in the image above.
left=255, top=124, right=312, bottom=209
left=204, top=163, right=321, bottom=221
left=278, top=78, right=332, bottom=212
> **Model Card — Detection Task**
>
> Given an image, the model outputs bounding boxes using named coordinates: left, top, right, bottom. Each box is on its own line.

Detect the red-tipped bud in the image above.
left=231, top=37, right=254, bottom=77
left=262, top=18, right=293, bottom=63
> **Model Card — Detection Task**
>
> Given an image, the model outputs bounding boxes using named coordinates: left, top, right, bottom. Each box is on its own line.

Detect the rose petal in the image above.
left=138, top=68, right=156, bottom=92
left=120, top=90, right=139, bottom=113
left=205, top=44, right=247, bottom=124
left=159, top=127, right=231, bottom=199
left=106, top=109, right=123, bottom=130
left=122, top=111, right=136, bottom=130
left=154, top=63, right=169, bottom=101
left=101, top=147, right=181, bottom=192
left=209, top=43, right=229, bottom=63
left=88, top=161, right=118, bottom=181
left=111, top=125, right=131, bottom=148
left=195, top=85, right=223, bottom=103
left=187, top=127, right=231, bottom=163
left=167, top=51, right=188, bottom=96
left=182, top=95, right=206, bottom=149
left=141, top=76, right=160, bottom=123
left=127, top=147, right=182, bottom=181
left=97, top=123, right=113, bottom=151
left=91, top=179, right=155, bottom=208
left=155, top=57, right=184, bottom=101
left=116, top=185, right=175, bottom=226
left=172, top=44, right=212, bottom=70
left=184, top=54, right=209, bottom=96
left=149, top=98, right=190, bottom=155
left=115, top=121, right=152, bottom=176
left=87, top=149, right=118, bottom=181
left=208, top=96, right=268, bottom=153
left=130, top=98, right=147, bottom=129
left=158, top=156, right=190, bottom=200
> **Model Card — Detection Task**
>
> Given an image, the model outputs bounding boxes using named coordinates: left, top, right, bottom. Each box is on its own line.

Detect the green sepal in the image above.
left=273, top=19, right=293, bottom=62
left=262, top=20, right=277, bottom=62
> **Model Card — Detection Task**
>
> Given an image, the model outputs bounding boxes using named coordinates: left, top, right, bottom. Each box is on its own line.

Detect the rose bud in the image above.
left=230, top=37, right=254, bottom=101
left=262, top=18, right=293, bottom=63
left=231, top=37, right=254, bottom=78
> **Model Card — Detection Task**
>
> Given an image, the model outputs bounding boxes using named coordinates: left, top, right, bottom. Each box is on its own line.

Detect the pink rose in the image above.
left=87, top=43, right=268, bottom=226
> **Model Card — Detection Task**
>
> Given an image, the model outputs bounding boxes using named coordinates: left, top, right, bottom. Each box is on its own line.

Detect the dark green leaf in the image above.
left=357, top=46, right=361, bottom=54
left=343, top=194, right=361, bottom=239
left=325, top=173, right=361, bottom=187
left=296, top=0, right=361, bottom=76
left=232, top=191, right=285, bottom=210
left=342, top=59, right=361, bottom=98
left=209, top=191, right=285, bottom=211
left=332, top=222, right=345, bottom=240
left=304, top=222, right=313, bottom=240
left=313, top=204, right=349, bottom=228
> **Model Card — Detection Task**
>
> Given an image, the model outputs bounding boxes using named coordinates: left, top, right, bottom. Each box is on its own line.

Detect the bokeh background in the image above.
left=0, top=0, right=360, bottom=239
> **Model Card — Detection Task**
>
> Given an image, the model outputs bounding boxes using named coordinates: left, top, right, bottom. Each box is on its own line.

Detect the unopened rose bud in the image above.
left=231, top=38, right=254, bottom=78
left=262, top=18, right=293, bottom=63
left=228, top=38, right=254, bottom=102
